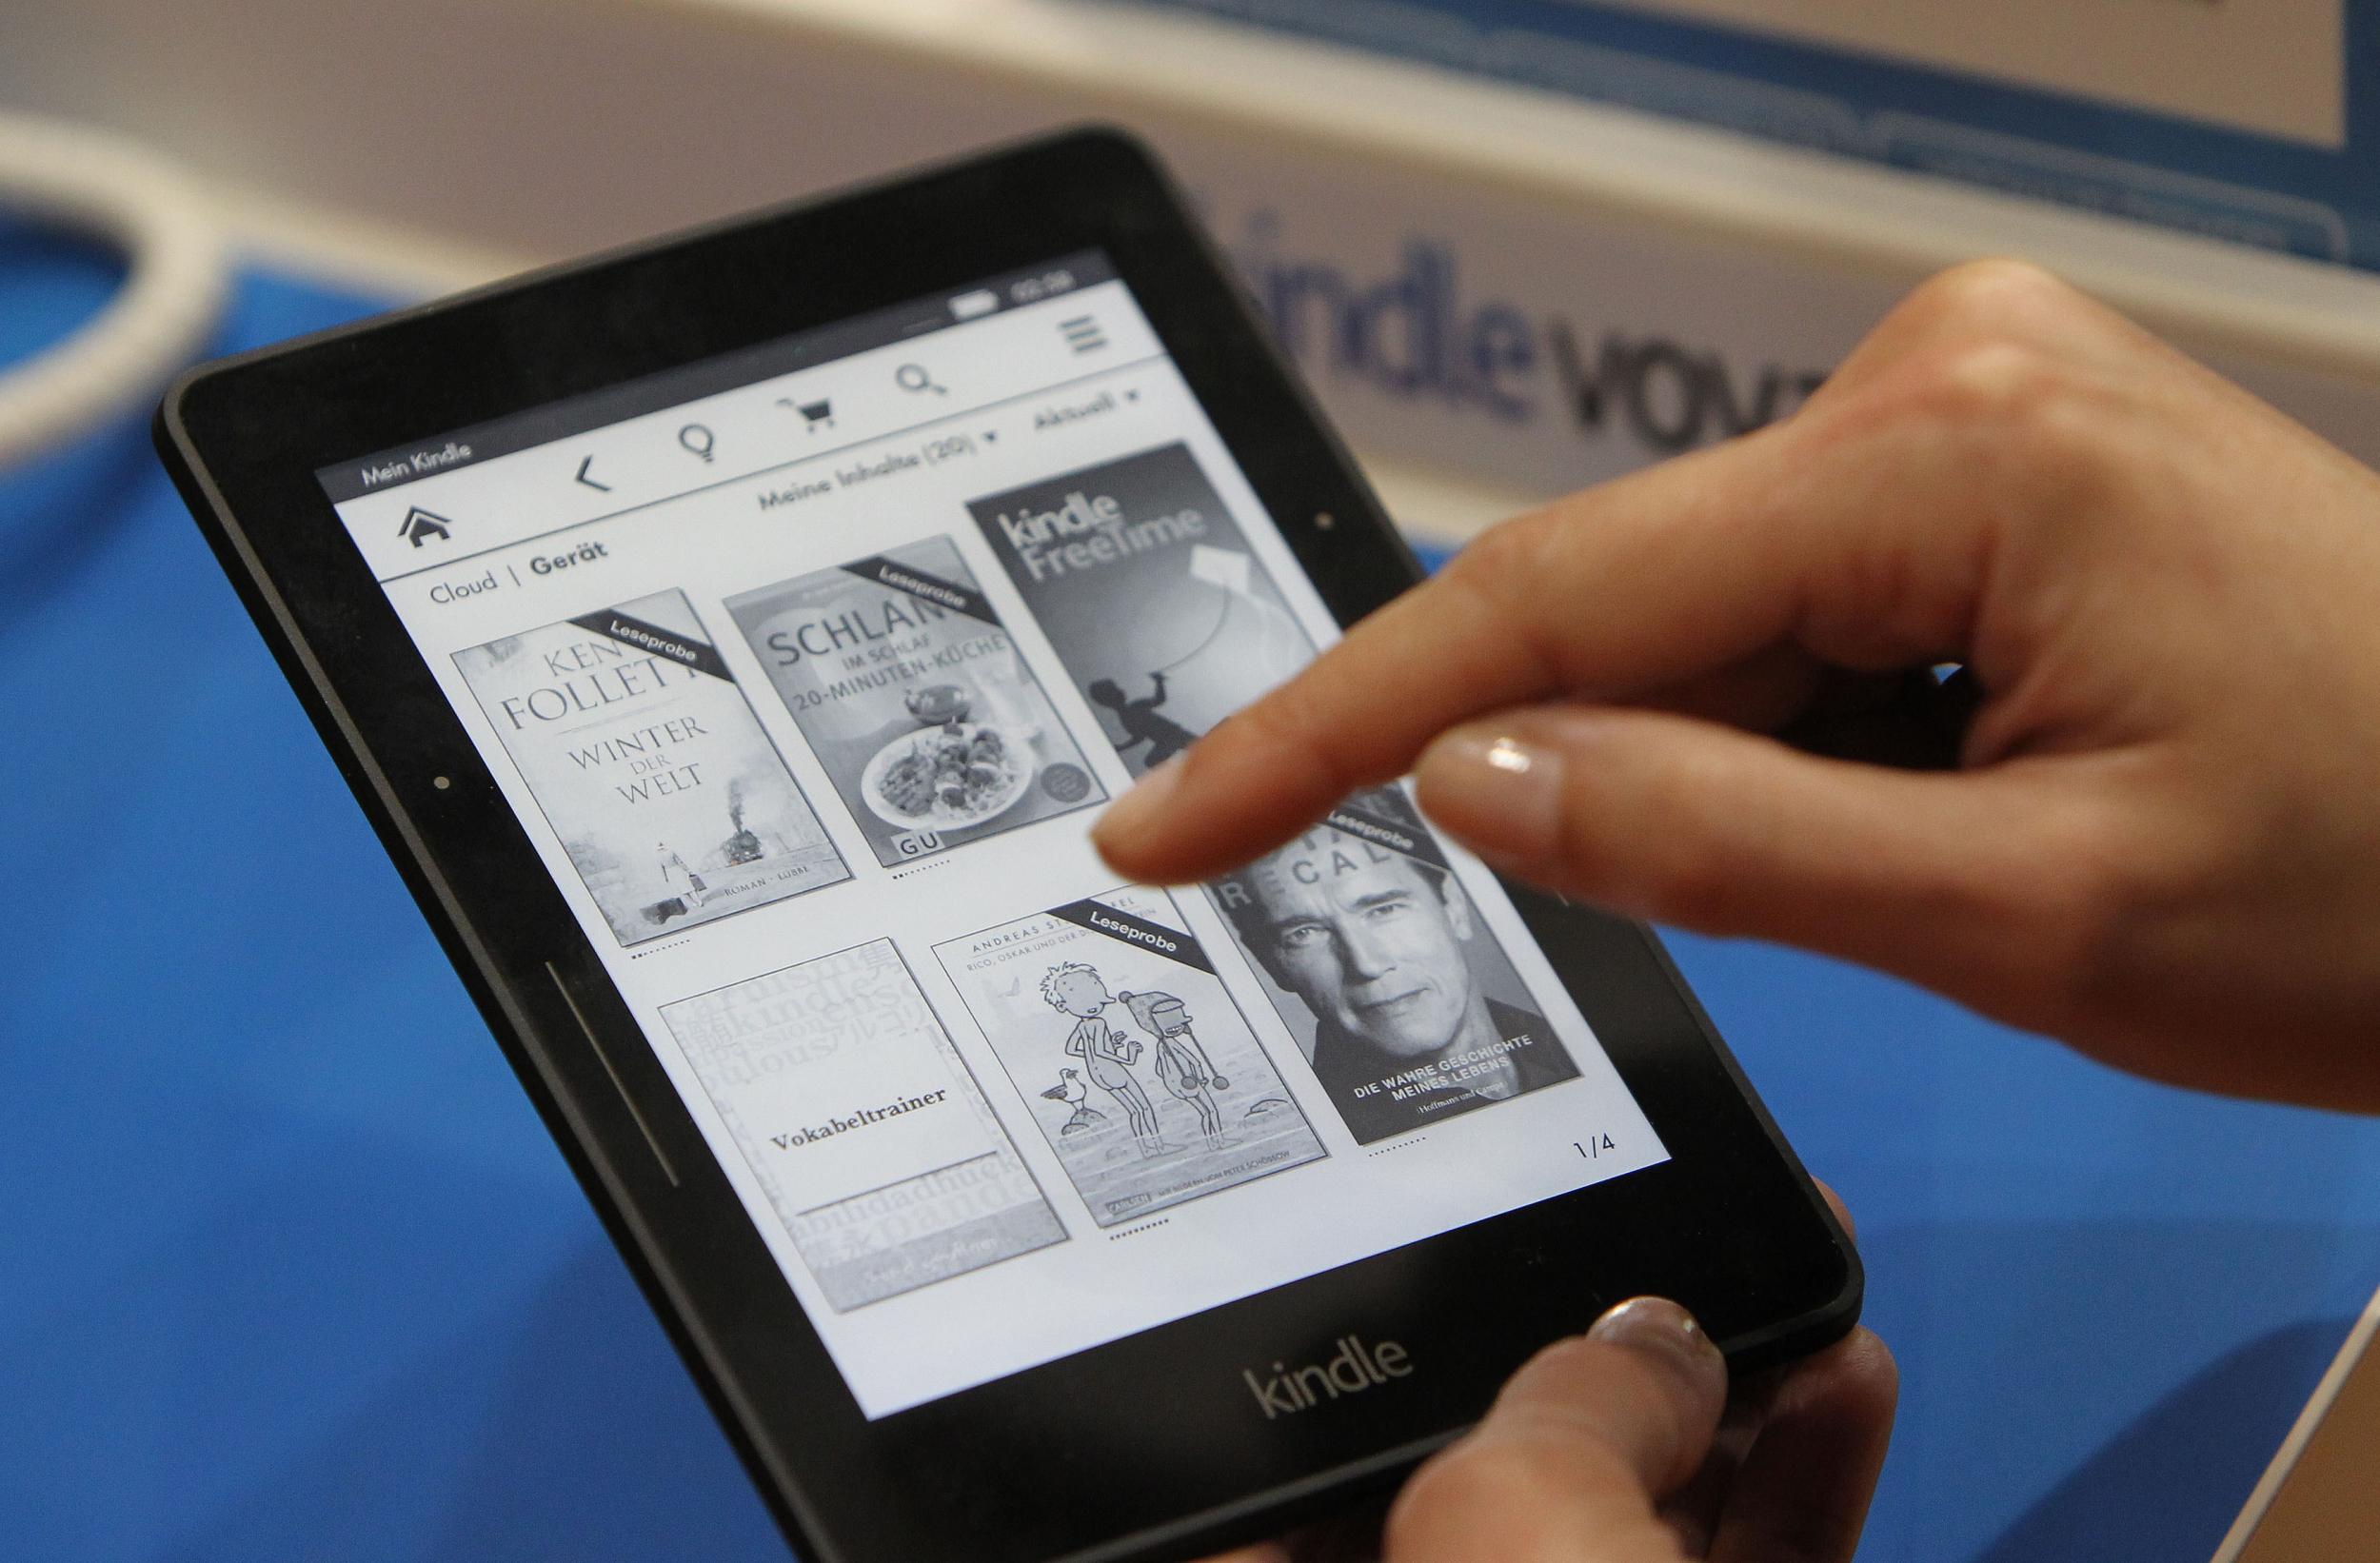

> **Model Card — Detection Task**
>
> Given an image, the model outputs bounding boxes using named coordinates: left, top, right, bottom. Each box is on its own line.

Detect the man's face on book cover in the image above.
left=1242, top=837, right=1480, bottom=1059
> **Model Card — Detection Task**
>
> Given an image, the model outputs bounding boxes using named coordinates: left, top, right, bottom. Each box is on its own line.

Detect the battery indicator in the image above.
left=948, top=289, right=1000, bottom=321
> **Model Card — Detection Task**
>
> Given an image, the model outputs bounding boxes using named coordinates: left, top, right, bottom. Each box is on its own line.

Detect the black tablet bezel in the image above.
left=157, top=128, right=1858, bottom=1563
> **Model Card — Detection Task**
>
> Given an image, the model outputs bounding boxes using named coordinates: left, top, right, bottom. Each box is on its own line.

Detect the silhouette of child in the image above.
left=1086, top=673, right=1199, bottom=768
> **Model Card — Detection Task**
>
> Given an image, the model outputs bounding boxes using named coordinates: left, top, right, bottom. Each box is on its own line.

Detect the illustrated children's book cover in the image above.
left=936, top=886, right=1326, bottom=1228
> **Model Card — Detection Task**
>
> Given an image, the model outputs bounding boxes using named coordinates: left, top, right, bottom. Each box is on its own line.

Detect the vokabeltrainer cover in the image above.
left=662, top=940, right=1066, bottom=1311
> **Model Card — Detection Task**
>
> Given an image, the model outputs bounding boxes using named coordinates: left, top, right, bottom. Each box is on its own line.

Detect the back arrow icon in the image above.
left=575, top=456, right=611, bottom=491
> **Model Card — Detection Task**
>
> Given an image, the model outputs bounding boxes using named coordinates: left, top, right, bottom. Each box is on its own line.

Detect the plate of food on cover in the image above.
left=860, top=718, right=1035, bottom=831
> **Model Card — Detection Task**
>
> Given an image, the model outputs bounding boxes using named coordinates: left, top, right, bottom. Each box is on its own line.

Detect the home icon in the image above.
left=399, top=507, right=454, bottom=547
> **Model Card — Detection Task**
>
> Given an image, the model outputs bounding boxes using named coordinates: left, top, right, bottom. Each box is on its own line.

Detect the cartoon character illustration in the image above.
left=1117, top=988, right=1237, bottom=1149
left=1040, top=962, right=1177, bottom=1157
left=1086, top=673, right=1199, bottom=767
left=1038, top=1067, right=1108, bottom=1135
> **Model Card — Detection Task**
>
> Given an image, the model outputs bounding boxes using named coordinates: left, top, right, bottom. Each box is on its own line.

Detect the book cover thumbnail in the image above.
left=968, top=443, right=1317, bottom=778
left=454, top=588, right=849, bottom=945
left=934, top=887, right=1326, bottom=1228
left=1204, top=786, right=1581, bottom=1144
left=725, top=537, right=1105, bottom=866
left=661, top=940, right=1067, bottom=1312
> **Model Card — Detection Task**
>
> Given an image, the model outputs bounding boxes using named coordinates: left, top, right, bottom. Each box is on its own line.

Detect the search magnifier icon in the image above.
left=896, top=363, right=947, bottom=396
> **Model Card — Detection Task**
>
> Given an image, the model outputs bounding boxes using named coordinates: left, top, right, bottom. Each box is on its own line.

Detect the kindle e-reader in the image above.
left=156, top=129, right=1859, bottom=1563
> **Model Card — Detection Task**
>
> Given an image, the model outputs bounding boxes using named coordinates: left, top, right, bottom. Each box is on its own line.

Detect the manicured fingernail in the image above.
left=1092, top=755, right=1185, bottom=857
left=1588, top=1296, right=1722, bottom=1385
left=1415, top=726, right=1564, bottom=861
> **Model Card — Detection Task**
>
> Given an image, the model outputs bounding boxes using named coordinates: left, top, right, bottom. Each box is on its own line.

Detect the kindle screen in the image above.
left=315, top=252, right=1668, bottom=1417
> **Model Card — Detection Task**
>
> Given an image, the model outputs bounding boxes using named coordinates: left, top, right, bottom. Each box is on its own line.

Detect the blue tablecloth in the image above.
left=9, top=245, right=2380, bottom=1562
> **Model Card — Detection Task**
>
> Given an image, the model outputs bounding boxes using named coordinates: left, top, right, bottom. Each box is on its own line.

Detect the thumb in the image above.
left=1413, top=704, right=2093, bottom=1013
left=1386, top=1297, right=1726, bottom=1561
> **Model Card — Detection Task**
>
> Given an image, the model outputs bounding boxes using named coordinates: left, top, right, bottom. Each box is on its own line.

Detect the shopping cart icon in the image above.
left=779, top=396, right=834, bottom=430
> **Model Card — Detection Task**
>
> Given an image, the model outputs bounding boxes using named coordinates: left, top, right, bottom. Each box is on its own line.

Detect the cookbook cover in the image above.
left=725, top=537, right=1104, bottom=866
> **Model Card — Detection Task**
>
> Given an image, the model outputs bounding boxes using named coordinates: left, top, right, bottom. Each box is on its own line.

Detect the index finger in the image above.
left=1091, top=396, right=1989, bottom=883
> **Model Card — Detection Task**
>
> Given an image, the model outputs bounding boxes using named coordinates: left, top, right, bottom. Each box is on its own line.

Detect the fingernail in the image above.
left=1414, top=726, right=1564, bottom=861
left=1588, top=1297, right=1723, bottom=1388
left=1092, top=755, right=1185, bottom=857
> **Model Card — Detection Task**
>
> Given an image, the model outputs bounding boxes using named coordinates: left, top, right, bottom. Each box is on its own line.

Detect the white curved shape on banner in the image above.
left=0, top=111, right=228, bottom=470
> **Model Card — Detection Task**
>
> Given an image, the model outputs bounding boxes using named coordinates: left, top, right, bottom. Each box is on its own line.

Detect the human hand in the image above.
left=1200, top=1296, right=1895, bottom=1563
left=1095, top=261, right=2380, bottom=1110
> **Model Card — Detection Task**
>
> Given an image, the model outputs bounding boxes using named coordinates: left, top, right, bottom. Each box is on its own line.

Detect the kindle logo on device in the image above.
left=1243, top=1336, right=1414, bottom=1418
